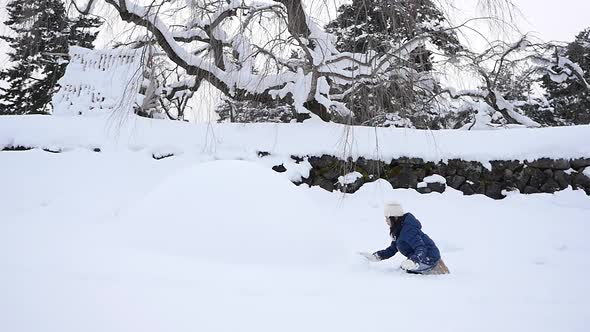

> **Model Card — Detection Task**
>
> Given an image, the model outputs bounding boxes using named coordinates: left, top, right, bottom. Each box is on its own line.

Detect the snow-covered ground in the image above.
left=1, top=116, right=590, bottom=331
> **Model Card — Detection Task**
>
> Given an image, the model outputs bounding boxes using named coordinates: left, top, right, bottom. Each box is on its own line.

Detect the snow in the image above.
left=423, top=174, right=447, bottom=184
left=92, top=0, right=317, bottom=116
left=558, top=55, right=590, bottom=89
left=52, top=46, right=144, bottom=116
left=116, top=160, right=343, bottom=267
left=493, top=90, right=541, bottom=128
left=1, top=143, right=589, bottom=332
left=565, top=168, right=576, bottom=175
left=418, top=174, right=446, bottom=188
left=338, top=171, right=363, bottom=185
left=1, top=115, right=589, bottom=166
left=584, top=167, right=590, bottom=178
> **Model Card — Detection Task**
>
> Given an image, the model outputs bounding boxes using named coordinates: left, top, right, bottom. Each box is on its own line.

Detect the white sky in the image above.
left=308, top=0, right=590, bottom=43
left=514, top=0, right=590, bottom=42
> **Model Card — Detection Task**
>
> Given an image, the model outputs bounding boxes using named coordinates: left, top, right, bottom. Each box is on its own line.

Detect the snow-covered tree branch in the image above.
left=70, top=0, right=437, bottom=120
left=440, top=36, right=590, bottom=128
left=69, top=0, right=589, bottom=126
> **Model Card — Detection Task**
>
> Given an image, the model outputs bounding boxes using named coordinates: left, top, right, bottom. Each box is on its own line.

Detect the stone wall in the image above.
left=286, top=155, right=590, bottom=199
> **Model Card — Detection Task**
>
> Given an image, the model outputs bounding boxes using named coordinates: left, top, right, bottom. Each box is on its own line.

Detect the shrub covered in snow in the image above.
left=534, top=27, right=590, bottom=126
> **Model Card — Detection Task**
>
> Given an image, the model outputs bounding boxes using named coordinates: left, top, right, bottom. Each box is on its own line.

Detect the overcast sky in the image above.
left=447, top=0, right=590, bottom=43
left=515, top=0, right=590, bottom=41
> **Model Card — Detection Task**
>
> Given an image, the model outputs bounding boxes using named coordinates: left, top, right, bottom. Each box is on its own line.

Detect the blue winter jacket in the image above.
left=375, top=213, right=441, bottom=265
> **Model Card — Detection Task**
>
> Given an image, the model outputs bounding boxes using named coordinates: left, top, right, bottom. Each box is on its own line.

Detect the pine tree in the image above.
left=537, top=28, right=590, bottom=126
left=325, top=0, right=463, bottom=128
left=69, top=14, right=103, bottom=49
left=0, top=1, right=102, bottom=115
left=326, top=0, right=462, bottom=61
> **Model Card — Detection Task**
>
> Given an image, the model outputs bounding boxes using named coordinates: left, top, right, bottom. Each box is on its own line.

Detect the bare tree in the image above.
left=68, top=0, right=443, bottom=120
left=437, top=36, right=590, bottom=128
left=70, top=0, right=589, bottom=125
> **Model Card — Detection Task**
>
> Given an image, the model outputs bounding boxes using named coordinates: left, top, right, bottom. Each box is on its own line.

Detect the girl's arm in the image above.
left=374, top=241, right=398, bottom=260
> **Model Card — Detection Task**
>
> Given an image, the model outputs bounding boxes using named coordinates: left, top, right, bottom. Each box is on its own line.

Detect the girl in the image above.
left=360, top=201, right=449, bottom=275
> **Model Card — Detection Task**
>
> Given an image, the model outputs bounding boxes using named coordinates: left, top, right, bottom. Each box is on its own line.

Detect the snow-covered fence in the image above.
left=51, top=46, right=145, bottom=116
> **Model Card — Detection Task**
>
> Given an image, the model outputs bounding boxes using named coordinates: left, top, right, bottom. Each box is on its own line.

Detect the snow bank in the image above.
left=1, top=115, right=589, bottom=166
left=115, top=160, right=345, bottom=267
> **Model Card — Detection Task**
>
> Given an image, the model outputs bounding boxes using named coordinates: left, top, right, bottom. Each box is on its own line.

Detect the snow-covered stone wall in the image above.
left=293, top=155, right=590, bottom=199
left=51, top=46, right=144, bottom=116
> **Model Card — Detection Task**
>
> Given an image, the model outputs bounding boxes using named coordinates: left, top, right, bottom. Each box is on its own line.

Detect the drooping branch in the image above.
left=69, top=0, right=421, bottom=118
left=70, top=0, right=96, bottom=14
left=70, top=0, right=569, bottom=125
left=100, top=0, right=287, bottom=102
left=437, top=36, right=589, bottom=127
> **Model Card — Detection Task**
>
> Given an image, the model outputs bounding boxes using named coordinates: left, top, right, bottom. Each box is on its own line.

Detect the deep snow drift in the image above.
left=1, top=145, right=589, bottom=332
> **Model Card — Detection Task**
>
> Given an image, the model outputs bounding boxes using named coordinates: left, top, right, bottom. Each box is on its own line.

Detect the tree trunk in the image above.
left=277, top=0, right=311, bottom=39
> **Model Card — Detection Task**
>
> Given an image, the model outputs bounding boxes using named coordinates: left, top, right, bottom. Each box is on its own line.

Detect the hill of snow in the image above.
left=115, top=160, right=346, bottom=267
left=1, top=116, right=589, bottom=331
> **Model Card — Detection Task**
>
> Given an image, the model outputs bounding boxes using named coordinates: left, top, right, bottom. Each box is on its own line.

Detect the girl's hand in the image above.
left=358, top=251, right=381, bottom=262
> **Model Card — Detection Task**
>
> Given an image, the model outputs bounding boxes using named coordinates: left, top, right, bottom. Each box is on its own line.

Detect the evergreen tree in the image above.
left=491, top=65, right=540, bottom=126
left=69, top=14, right=103, bottom=49
left=325, top=0, right=463, bottom=128
left=326, top=0, right=462, bottom=62
left=537, top=28, right=590, bottom=126
left=0, top=1, right=102, bottom=115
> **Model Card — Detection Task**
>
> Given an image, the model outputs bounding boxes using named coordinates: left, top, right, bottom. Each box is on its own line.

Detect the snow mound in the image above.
left=338, top=171, right=363, bottom=185
left=423, top=174, right=446, bottom=184
left=116, top=160, right=343, bottom=267
left=52, top=47, right=143, bottom=116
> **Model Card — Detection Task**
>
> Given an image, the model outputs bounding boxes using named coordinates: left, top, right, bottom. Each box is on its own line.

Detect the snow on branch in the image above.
left=70, top=0, right=512, bottom=122
left=439, top=35, right=589, bottom=128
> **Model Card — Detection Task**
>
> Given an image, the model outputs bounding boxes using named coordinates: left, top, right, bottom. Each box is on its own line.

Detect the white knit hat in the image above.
left=384, top=201, right=404, bottom=217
